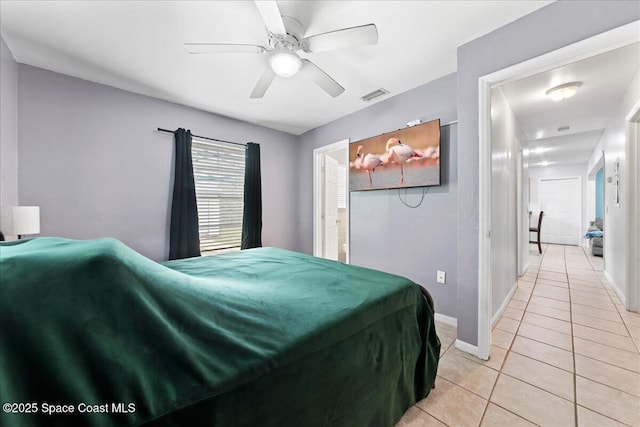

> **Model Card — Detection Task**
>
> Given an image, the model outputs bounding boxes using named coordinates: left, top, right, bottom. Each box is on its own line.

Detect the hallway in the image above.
left=398, top=244, right=640, bottom=426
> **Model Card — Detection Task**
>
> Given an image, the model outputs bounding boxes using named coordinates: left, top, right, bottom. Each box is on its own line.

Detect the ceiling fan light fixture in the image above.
left=546, top=82, right=582, bottom=101
left=269, top=49, right=301, bottom=77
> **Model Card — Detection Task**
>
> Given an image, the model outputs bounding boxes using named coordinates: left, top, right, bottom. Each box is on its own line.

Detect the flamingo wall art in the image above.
left=349, top=119, right=441, bottom=191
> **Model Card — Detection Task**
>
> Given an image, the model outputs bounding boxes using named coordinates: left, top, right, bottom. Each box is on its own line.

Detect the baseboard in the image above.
left=491, top=281, right=518, bottom=327
left=603, top=270, right=625, bottom=305
left=434, top=313, right=457, bottom=327
left=454, top=339, right=478, bottom=357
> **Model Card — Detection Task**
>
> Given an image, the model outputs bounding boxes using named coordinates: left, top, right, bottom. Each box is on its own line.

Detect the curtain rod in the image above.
left=157, top=128, right=247, bottom=147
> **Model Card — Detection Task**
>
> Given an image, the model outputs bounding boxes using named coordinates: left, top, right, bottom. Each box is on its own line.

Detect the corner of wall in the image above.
left=0, top=36, right=20, bottom=227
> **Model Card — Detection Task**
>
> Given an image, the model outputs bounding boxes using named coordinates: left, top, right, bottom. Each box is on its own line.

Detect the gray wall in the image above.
left=17, top=65, right=299, bottom=261
left=298, top=73, right=458, bottom=319
left=490, top=87, right=518, bottom=320
left=7, top=1, right=639, bottom=346
left=0, top=37, right=19, bottom=236
left=456, top=0, right=640, bottom=346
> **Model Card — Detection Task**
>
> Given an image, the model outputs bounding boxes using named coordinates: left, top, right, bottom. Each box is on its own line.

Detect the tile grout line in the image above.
left=505, top=337, right=640, bottom=381
left=419, top=323, right=464, bottom=426
left=570, top=247, right=639, bottom=427
left=570, top=248, right=640, bottom=357
left=486, top=401, right=545, bottom=427
left=569, top=248, right=638, bottom=374
left=496, top=370, right=576, bottom=404
left=478, top=244, right=546, bottom=427
left=606, top=282, right=640, bottom=354
left=566, top=245, right=579, bottom=427
left=507, top=345, right=573, bottom=374
left=418, top=247, right=637, bottom=427
left=517, top=315, right=637, bottom=356
left=498, top=247, right=635, bottom=427
left=409, top=401, right=450, bottom=426
left=427, top=246, right=638, bottom=427
left=503, top=247, right=639, bottom=421
left=572, top=352, right=640, bottom=375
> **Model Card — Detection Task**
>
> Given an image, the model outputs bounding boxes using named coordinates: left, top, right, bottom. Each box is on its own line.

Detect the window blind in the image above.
left=191, top=138, right=245, bottom=252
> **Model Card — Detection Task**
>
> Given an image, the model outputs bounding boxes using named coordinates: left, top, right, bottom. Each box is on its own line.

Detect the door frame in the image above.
left=516, top=146, right=527, bottom=276
left=625, top=101, right=640, bottom=312
left=313, top=139, right=350, bottom=261
left=537, top=175, right=583, bottom=246
left=477, top=21, right=640, bottom=359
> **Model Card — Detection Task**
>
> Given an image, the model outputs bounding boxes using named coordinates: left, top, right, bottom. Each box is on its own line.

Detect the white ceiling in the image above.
left=499, top=42, right=640, bottom=168
left=0, top=0, right=552, bottom=135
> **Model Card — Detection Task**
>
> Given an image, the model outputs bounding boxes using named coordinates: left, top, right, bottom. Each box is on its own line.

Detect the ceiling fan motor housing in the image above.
left=267, top=16, right=304, bottom=51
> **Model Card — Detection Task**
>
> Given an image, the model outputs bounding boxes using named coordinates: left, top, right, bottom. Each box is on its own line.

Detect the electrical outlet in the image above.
left=436, top=270, right=446, bottom=284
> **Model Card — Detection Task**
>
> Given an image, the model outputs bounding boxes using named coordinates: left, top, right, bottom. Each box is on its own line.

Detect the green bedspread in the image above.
left=0, top=237, right=439, bottom=426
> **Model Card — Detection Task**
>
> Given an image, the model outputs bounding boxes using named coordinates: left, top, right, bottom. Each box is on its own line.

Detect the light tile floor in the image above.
left=397, top=244, right=640, bottom=427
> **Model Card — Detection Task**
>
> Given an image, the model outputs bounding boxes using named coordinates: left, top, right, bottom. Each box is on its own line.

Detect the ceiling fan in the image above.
left=184, top=0, right=378, bottom=98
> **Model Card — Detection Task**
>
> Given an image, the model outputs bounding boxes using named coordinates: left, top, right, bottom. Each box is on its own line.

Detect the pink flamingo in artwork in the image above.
left=385, top=138, right=423, bottom=184
left=354, top=145, right=383, bottom=187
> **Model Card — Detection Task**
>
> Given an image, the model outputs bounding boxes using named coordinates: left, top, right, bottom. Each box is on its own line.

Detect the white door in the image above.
left=323, top=155, right=339, bottom=260
left=539, top=177, right=581, bottom=245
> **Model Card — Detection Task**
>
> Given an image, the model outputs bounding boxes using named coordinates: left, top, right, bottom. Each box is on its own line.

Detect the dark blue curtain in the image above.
left=169, top=128, right=201, bottom=259
left=241, top=142, right=262, bottom=249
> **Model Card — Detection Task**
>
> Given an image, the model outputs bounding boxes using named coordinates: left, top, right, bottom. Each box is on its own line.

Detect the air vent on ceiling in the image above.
left=558, top=125, right=570, bottom=132
left=360, top=88, right=389, bottom=102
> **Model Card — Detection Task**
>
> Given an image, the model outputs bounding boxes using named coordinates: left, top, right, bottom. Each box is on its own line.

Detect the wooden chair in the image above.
left=529, top=211, right=544, bottom=254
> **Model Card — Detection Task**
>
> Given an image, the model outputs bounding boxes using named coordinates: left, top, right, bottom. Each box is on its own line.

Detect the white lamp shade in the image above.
left=545, top=82, right=582, bottom=101
left=1, top=206, right=40, bottom=236
left=269, top=50, right=301, bottom=77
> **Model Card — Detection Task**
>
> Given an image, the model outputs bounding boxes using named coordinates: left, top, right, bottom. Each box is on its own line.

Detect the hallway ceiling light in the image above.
left=546, top=82, right=582, bottom=101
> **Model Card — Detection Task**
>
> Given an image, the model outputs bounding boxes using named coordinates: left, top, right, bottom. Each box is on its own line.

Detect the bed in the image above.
left=0, top=237, right=440, bottom=426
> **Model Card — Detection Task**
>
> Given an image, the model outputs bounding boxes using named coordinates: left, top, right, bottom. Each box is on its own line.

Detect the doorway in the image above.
left=477, top=21, right=640, bottom=360
left=313, top=139, right=349, bottom=262
left=587, top=153, right=606, bottom=269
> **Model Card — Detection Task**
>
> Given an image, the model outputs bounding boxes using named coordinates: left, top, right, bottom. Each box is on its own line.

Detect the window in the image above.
left=191, top=138, right=245, bottom=252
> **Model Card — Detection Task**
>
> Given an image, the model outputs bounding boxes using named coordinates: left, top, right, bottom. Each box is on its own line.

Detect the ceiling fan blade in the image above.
left=184, top=43, right=266, bottom=54
left=250, top=67, right=277, bottom=98
left=302, top=24, right=378, bottom=53
left=300, top=59, right=345, bottom=97
left=254, top=0, right=286, bottom=36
